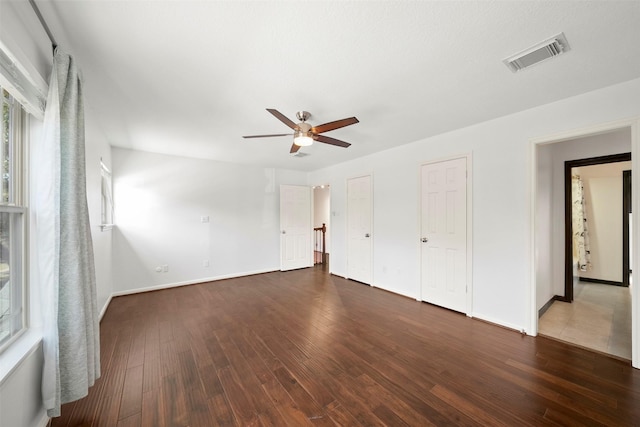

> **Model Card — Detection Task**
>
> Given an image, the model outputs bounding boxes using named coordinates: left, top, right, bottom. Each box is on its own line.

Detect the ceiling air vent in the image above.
left=504, top=33, right=570, bottom=72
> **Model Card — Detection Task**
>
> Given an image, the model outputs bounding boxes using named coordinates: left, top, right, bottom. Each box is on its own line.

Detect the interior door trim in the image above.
left=623, top=169, right=632, bottom=287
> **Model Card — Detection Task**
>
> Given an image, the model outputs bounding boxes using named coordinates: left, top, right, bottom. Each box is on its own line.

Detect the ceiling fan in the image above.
left=243, top=109, right=359, bottom=154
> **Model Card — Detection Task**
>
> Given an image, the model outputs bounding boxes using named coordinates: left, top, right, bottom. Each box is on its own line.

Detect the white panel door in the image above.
left=280, top=185, right=312, bottom=271
left=347, top=175, right=372, bottom=284
left=420, top=158, right=467, bottom=313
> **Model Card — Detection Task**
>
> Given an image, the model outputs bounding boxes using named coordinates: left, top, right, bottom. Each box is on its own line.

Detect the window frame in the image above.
left=100, top=160, right=114, bottom=231
left=0, top=87, right=27, bottom=353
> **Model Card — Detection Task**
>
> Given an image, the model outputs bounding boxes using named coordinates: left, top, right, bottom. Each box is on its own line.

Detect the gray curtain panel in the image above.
left=41, top=48, right=100, bottom=418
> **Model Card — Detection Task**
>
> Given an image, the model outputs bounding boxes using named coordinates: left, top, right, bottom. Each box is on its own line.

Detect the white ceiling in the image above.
left=35, top=0, right=640, bottom=171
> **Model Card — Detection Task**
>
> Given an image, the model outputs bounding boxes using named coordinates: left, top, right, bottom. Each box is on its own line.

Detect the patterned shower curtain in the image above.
left=572, top=175, right=591, bottom=272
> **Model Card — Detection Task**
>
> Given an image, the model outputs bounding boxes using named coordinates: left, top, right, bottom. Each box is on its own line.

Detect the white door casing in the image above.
left=420, top=157, right=468, bottom=313
left=347, top=175, right=373, bottom=284
left=280, top=185, right=312, bottom=271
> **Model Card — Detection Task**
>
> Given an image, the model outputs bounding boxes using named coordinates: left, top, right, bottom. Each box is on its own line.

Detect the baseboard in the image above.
left=578, top=276, right=625, bottom=287
left=99, top=295, right=112, bottom=322
left=35, top=412, right=50, bottom=427
left=357, top=283, right=525, bottom=335
left=538, top=296, right=558, bottom=318
left=470, top=312, right=527, bottom=335
left=111, top=268, right=279, bottom=297
left=369, top=281, right=415, bottom=300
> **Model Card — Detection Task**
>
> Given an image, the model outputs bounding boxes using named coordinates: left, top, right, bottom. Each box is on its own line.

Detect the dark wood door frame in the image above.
left=623, top=169, right=632, bottom=287
left=563, top=152, right=631, bottom=302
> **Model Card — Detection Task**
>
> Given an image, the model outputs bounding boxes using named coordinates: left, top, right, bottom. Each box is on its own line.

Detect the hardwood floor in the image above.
left=51, top=267, right=640, bottom=426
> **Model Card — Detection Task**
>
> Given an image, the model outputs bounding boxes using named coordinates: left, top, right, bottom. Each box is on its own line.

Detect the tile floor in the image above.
left=538, top=280, right=632, bottom=360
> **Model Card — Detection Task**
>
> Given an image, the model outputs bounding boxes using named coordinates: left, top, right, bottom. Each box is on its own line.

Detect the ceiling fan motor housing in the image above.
left=296, top=111, right=311, bottom=122
left=296, top=122, right=312, bottom=133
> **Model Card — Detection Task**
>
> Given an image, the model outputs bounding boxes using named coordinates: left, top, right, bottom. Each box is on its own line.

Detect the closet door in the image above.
left=347, top=175, right=372, bottom=284
left=280, top=185, right=312, bottom=271
left=420, top=157, right=468, bottom=313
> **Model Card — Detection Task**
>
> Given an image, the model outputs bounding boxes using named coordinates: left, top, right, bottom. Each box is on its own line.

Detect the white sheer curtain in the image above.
left=36, top=48, right=100, bottom=418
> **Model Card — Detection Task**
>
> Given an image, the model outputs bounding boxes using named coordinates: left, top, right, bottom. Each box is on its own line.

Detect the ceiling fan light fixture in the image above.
left=294, top=135, right=313, bottom=147
left=294, top=130, right=313, bottom=146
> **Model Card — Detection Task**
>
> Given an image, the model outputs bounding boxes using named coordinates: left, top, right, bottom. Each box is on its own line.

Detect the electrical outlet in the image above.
left=203, top=260, right=210, bottom=267
left=155, top=266, right=162, bottom=273
left=162, top=265, right=169, bottom=272
left=201, top=215, right=210, bottom=223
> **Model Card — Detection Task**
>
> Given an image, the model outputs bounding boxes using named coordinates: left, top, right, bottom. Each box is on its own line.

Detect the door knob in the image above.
left=421, top=237, right=428, bottom=243
left=365, top=233, right=370, bottom=238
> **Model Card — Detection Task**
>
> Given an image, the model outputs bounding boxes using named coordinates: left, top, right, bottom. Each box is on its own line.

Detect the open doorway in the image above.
left=535, top=127, right=633, bottom=361
left=313, top=185, right=330, bottom=269
left=563, top=153, right=631, bottom=300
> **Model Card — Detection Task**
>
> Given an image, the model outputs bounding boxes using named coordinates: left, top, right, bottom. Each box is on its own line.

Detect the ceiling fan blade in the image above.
left=311, top=117, right=359, bottom=134
left=290, top=143, right=301, bottom=154
left=314, top=134, right=351, bottom=148
left=266, top=109, right=299, bottom=130
left=243, top=133, right=292, bottom=138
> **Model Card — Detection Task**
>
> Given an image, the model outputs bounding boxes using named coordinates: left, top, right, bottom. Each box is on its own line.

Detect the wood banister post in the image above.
left=322, top=223, right=326, bottom=265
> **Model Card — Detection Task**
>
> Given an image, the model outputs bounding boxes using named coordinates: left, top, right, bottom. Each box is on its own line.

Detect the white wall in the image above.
left=313, top=186, right=331, bottom=254
left=310, top=77, right=640, bottom=332
left=535, top=143, right=553, bottom=311
left=0, top=343, right=45, bottom=427
left=577, top=161, right=631, bottom=283
left=111, top=147, right=307, bottom=294
left=582, top=175, right=622, bottom=282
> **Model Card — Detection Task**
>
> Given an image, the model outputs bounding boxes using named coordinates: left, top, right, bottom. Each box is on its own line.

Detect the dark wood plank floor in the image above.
left=51, top=267, right=640, bottom=426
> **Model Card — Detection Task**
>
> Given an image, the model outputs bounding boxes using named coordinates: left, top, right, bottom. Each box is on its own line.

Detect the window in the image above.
left=0, top=87, right=26, bottom=351
left=100, top=160, right=114, bottom=231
